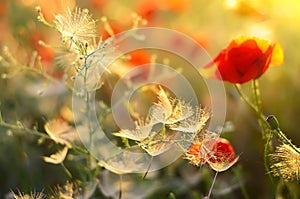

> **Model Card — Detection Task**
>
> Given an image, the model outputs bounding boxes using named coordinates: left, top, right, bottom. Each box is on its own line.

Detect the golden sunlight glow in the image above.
left=246, top=23, right=273, bottom=40
left=225, top=0, right=238, bottom=9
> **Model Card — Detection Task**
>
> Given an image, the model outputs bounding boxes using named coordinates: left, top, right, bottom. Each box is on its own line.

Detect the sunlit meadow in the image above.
left=0, top=0, right=300, bottom=199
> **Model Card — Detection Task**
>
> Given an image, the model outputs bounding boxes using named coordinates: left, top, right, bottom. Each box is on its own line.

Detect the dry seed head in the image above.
left=54, top=7, right=96, bottom=46
left=13, top=191, right=46, bottom=199
left=269, top=144, right=300, bottom=181
left=50, top=181, right=78, bottom=199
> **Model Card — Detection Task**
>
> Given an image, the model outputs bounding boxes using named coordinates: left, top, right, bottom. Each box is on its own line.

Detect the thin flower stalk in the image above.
left=251, top=80, right=275, bottom=189
left=235, top=84, right=300, bottom=154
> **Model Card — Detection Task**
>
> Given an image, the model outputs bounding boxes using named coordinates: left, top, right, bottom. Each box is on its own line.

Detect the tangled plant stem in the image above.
left=251, top=80, right=276, bottom=194
left=234, top=80, right=300, bottom=195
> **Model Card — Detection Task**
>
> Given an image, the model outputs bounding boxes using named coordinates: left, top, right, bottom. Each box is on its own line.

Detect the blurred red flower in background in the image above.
left=136, top=0, right=189, bottom=24
left=30, top=31, right=54, bottom=63
left=128, top=50, right=151, bottom=66
left=100, top=21, right=124, bottom=41
left=203, top=36, right=284, bottom=84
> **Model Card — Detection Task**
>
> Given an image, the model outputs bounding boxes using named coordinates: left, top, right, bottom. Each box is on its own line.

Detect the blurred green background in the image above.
left=0, top=0, right=300, bottom=198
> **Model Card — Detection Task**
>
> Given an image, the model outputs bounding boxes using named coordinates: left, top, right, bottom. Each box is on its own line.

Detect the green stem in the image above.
left=264, top=130, right=275, bottom=194
left=61, top=162, right=73, bottom=178
left=235, top=81, right=276, bottom=195
left=0, top=121, right=50, bottom=139
left=81, top=51, right=97, bottom=174
left=275, top=128, right=300, bottom=154
left=249, top=81, right=300, bottom=153
left=234, top=84, right=273, bottom=128
left=251, top=80, right=268, bottom=136
left=234, top=84, right=257, bottom=113
left=252, top=80, right=275, bottom=196
left=251, top=80, right=262, bottom=112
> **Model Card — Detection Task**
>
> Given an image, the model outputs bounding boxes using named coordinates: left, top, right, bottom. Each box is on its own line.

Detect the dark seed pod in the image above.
left=266, top=115, right=279, bottom=130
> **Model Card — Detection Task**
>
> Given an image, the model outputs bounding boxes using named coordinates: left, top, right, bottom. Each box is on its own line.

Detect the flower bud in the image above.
left=266, top=115, right=279, bottom=130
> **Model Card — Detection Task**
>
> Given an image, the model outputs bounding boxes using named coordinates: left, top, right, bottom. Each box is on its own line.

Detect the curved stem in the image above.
left=275, top=128, right=300, bottom=154
left=234, top=84, right=270, bottom=129
left=234, top=84, right=257, bottom=113
left=236, top=81, right=276, bottom=195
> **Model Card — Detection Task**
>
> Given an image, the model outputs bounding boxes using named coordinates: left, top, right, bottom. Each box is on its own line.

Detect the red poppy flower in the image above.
left=186, top=137, right=238, bottom=172
left=202, top=36, right=284, bottom=84
left=186, top=142, right=206, bottom=165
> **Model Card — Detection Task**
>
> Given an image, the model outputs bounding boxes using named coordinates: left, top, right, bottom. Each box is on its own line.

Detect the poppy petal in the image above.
left=201, top=36, right=284, bottom=84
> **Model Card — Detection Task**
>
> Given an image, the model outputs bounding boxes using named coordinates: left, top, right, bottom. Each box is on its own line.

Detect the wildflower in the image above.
left=185, top=132, right=219, bottom=166
left=98, top=149, right=150, bottom=174
left=202, top=36, right=284, bottom=84
left=55, top=47, right=81, bottom=72
left=185, top=133, right=238, bottom=172
left=169, top=107, right=210, bottom=133
left=149, top=87, right=194, bottom=124
left=139, top=127, right=178, bottom=156
left=54, top=7, right=96, bottom=47
left=269, top=144, right=300, bottom=181
left=207, top=138, right=238, bottom=172
left=114, top=86, right=210, bottom=156
left=43, top=146, right=69, bottom=164
left=50, top=181, right=97, bottom=199
left=50, top=181, right=77, bottom=199
left=44, top=119, right=78, bottom=147
left=185, top=141, right=206, bottom=166
left=113, top=117, right=153, bottom=141
left=13, top=191, right=46, bottom=199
